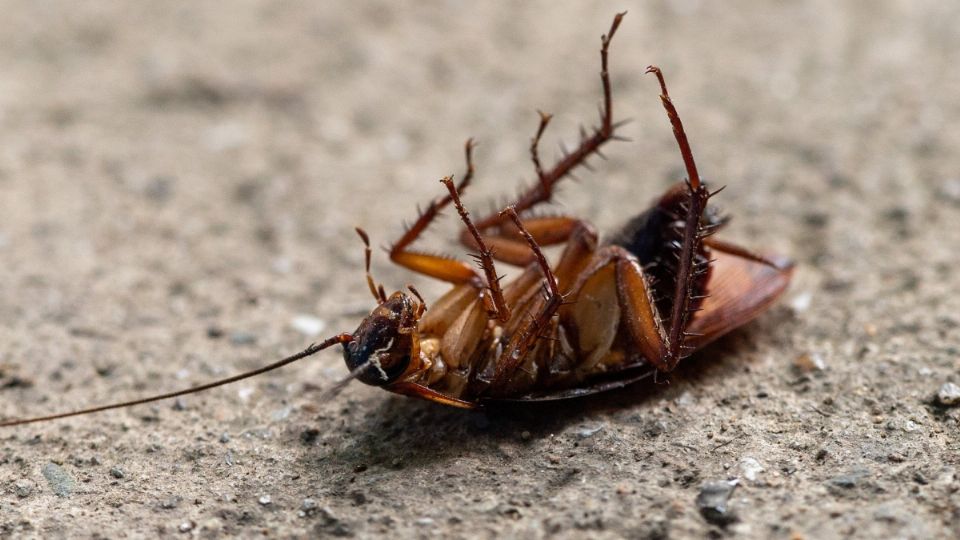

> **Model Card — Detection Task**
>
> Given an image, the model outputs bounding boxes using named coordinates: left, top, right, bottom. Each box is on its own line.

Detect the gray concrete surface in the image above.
left=0, top=1, right=958, bottom=538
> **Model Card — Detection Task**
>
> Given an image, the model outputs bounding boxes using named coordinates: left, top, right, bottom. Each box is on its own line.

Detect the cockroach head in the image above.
left=342, top=292, right=416, bottom=386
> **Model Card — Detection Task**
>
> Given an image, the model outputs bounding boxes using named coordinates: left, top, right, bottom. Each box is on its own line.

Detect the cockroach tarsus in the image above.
left=0, top=12, right=793, bottom=426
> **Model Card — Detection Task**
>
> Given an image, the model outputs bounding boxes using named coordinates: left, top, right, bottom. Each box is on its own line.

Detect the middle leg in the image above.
left=492, top=207, right=566, bottom=385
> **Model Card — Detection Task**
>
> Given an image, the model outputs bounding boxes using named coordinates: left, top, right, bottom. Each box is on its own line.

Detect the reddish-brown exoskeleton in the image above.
left=1, top=13, right=792, bottom=426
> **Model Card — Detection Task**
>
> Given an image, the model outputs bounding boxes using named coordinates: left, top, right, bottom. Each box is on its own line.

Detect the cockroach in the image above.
left=1, top=12, right=792, bottom=426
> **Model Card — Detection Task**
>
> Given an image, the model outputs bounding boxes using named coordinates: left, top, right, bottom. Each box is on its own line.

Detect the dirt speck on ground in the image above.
left=1, top=2, right=958, bottom=538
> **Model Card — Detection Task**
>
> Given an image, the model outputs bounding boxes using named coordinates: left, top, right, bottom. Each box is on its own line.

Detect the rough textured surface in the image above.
left=0, top=2, right=958, bottom=538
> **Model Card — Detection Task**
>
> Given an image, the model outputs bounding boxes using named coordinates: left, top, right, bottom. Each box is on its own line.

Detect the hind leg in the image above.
left=464, top=13, right=628, bottom=243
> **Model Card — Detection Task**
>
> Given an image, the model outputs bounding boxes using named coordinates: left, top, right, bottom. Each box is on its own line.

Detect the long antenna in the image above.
left=0, top=333, right=353, bottom=427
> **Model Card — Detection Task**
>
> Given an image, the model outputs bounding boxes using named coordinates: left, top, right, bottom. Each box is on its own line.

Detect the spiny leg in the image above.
left=646, top=65, right=716, bottom=370
left=393, top=138, right=476, bottom=253
left=441, top=177, right=511, bottom=323
left=467, top=12, right=628, bottom=237
left=501, top=207, right=561, bottom=298
left=493, top=206, right=565, bottom=384
left=460, top=105, right=605, bottom=266
left=388, top=139, right=483, bottom=285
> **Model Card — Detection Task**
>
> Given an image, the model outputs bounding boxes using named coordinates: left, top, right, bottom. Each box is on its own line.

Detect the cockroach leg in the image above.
left=492, top=207, right=565, bottom=384
left=441, top=176, right=511, bottom=323
left=501, top=207, right=560, bottom=298
left=551, top=220, right=600, bottom=292
left=646, top=65, right=713, bottom=371
left=702, top=237, right=788, bottom=270
left=465, top=215, right=584, bottom=267
left=355, top=227, right=386, bottom=303
left=468, top=12, right=627, bottom=235
left=530, top=110, right=554, bottom=191
left=645, top=65, right=700, bottom=191
left=387, top=139, right=484, bottom=285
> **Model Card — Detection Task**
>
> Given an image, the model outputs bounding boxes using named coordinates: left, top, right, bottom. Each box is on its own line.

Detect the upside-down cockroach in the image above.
left=1, top=12, right=792, bottom=426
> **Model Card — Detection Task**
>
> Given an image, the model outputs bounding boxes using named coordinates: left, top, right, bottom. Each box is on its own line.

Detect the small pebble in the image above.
left=789, top=291, right=813, bottom=313
left=416, top=518, right=435, bottom=526
left=793, top=353, right=827, bottom=373
left=301, top=498, right=318, bottom=514
left=219, top=432, right=231, bottom=444
left=172, top=398, right=187, bottom=411
left=15, top=479, right=34, bottom=498
left=291, top=314, right=326, bottom=337
left=520, top=430, right=532, bottom=441
left=271, top=406, right=292, bottom=421
left=272, top=257, right=292, bottom=274
left=350, top=490, right=367, bottom=505
left=206, top=326, right=224, bottom=339
left=259, top=495, right=272, bottom=506
left=179, top=521, right=194, bottom=533
left=300, top=428, right=320, bottom=445
left=110, top=467, right=125, bottom=479
left=829, top=468, right=870, bottom=489
left=937, top=382, right=960, bottom=406
left=144, top=176, right=174, bottom=202
left=42, top=462, right=76, bottom=498
left=739, top=457, right=764, bottom=482
left=643, top=420, right=667, bottom=437
left=696, top=479, right=739, bottom=526
left=577, top=425, right=604, bottom=438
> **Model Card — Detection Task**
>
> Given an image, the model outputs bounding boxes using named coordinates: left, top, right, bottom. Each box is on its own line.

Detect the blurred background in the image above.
left=0, top=2, right=957, bottom=538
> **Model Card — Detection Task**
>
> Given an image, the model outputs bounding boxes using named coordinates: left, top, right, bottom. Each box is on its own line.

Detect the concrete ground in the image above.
left=0, top=1, right=958, bottom=538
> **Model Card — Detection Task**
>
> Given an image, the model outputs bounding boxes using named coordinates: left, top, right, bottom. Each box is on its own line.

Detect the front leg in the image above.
left=387, top=139, right=483, bottom=286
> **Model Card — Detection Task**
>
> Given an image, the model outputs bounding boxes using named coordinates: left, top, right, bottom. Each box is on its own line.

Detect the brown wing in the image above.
left=686, top=247, right=793, bottom=349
